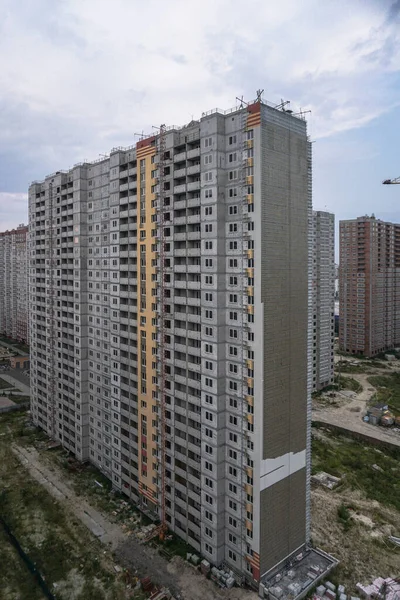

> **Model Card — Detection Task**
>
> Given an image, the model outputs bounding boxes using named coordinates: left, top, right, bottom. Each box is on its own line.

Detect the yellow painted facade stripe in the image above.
left=136, top=144, right=159, bottom=508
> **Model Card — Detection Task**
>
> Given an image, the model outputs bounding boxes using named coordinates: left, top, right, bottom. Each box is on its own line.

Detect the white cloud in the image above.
left=0, top=193, right=28, bottom=231
left=0, top=0, right=399, bottom=216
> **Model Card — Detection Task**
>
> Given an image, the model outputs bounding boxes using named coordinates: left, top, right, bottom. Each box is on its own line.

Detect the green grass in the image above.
left=0, top=336, right=29, bottom=354
left=0, top=377, right=14, bottom=390
left=336, top=360, right=387, bottom=374
left=312, top=426, right=400, bottom=511
left=367, top=373, right=400, bottom=415
left=337, top=375, right=363, bottom=393
left=6, top=394, right=30, bottom=405
left=0, top=411, right=127, bottom=599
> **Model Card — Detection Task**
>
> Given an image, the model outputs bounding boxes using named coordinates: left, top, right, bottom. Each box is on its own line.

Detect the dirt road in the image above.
left=312, top=370, right=400, bottom=448
left=12, top=444, right=257, bottom=600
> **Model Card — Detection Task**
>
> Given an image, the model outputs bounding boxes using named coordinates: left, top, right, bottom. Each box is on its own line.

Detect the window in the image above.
left=205, top=510, right=213, bottom=521
left=229, top=241, right=238, bottom=250
left=205, top=204, right=213, bottom=213
left=229, top=204, right=238, bottom=214
left=205, top=137, right=212, bottom=147
left=205, top=275, right=213, bottom=284
left=229, top=223, right=238, bottom=233
left=205, top=190, right=213, bottom=200
left=205, top=224, right=213, bottom=233
left=229, top=363, right=238, bottom=374
left=205, top=309, right=213, bottom=319
left=228, top=396, right=239, bottom=410
left=205, top=326, right=213, bottom=336
left=229, top=346, right=238, bottom=356
left=229, top=135, right=237, bottom=145
left=247, top=129, right=254, bottom=140
left=204, top=154, right=212, bottom=165
left=205, top=526, right=213, bottom=538
left=229, top=328, right=238, bottom=338
left=229, top=170, right=238, bottom=180
left=228, top=550, right=237, bottom=562
left=205, top=477, right=213, bottom=489
left=230, top=415, right=238, bottom=425
left=228, top=152, right=237, bottom=163
left=205, top=241, right=213, bottom=250
left=205, top=378, right=213, bottom=388
left=228, top=533, right=237, bottom=544
left=205, top=258, right=213, bottom=267
left=229, top=276, right=238, bottom=286
left=205, top=360, right=213, bottom=370
left=229, top=259, right=238, bottom=268
left=204, top=172, right=212, bottom=182
left=205, top=343, right=213, bottom=353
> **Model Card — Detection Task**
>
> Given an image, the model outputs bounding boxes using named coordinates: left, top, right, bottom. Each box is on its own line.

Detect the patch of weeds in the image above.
left=312, top=426, right=400, bottom=511
left=337, top=502, right=353, bottom=531
left=337, top=376, right=363, bottom=393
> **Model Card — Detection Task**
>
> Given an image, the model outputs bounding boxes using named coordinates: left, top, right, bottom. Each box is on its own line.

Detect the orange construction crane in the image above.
left=383, top=177, right=400, bottom=185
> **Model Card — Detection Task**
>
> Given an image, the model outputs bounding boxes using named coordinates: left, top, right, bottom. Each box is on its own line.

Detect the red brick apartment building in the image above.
left=339, top=215, right=400, bottom=357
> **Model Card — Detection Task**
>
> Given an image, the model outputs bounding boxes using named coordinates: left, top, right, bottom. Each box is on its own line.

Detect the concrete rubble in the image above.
left=357, top=578, right=400, bottom=600
left=311, top=471, right=342, bottom=490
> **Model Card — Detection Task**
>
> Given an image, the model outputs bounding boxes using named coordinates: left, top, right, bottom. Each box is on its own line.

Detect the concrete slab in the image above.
left=0, top=397, right=16, bottom=409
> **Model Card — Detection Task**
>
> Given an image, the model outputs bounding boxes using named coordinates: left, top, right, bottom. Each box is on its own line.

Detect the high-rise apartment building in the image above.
left=29, top=99, right=311, bottom=585
left=0, top=224, right=29, bottom=343
left=311, top=211, right=335, bottom=390
left=339, top=215, right=400, bottom=356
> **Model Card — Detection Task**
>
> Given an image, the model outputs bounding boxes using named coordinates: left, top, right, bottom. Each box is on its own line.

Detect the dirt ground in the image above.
left=313, top=360, right=400, bottom=447
left=310, top=428, right=400, bottom=589
left=12, top=441, right=257, bottom=600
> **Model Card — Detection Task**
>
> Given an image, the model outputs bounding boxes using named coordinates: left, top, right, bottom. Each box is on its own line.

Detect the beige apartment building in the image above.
left=29, top=98, right=313, bottom=586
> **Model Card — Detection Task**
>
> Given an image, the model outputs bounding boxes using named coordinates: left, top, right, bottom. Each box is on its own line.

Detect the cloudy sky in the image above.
left=1, top=0, right=400, bottom=252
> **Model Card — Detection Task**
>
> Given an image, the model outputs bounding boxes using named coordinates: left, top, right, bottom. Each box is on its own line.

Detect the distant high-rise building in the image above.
left=0, top=224, right=29, bottom=343
left=339, top=215, right=400, bottom=356
left=311, top=211, right=335, bottom=390
left=29, top=99, right=311, bottom=585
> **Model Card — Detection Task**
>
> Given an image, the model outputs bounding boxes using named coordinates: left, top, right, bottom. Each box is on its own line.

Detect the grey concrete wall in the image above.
left=259, top=105, right=309, bottom=576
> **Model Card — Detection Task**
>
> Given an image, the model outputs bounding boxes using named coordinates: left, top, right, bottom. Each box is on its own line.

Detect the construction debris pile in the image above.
left=357, top=577, right=400, bottom=600
left=313, top=581, right=359, bottom=600
left=364, top=404, right=400, bottom=430
left=311, top=471, right=342, bottom=490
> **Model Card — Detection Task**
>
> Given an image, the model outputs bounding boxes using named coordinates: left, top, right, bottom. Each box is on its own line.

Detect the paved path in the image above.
left=12, top=445, right=125, bottom=548
left=12, top=444, right=257, bottom=600
left=0, top=373, right=30, bottom=395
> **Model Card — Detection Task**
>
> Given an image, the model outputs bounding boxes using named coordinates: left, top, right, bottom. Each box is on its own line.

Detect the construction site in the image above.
left=1, top=382, right=399, bottom=600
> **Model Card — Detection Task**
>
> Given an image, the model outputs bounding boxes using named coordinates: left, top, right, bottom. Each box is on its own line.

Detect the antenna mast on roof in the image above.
left=256, top=89, right=264, bottom=102
left=236, top=96, right=249, bottom=108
